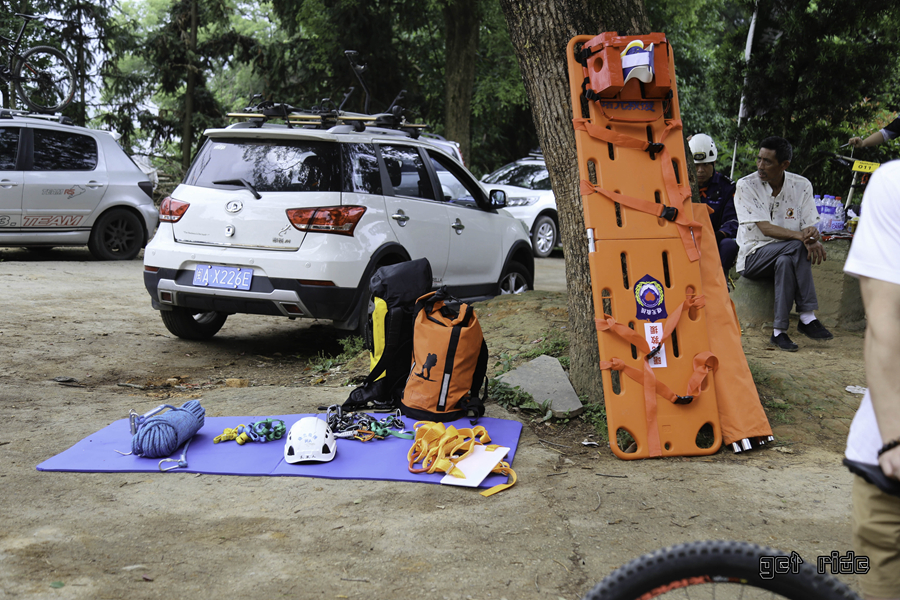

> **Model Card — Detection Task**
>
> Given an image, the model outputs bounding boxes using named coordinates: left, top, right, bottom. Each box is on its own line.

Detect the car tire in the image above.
left=498, top=260, right=531, bottom=295
left=88, top=208, right=145, bottom=261
left=160, top=307, right=228, bottom=340
left=531, top=215, right=558, bottom=258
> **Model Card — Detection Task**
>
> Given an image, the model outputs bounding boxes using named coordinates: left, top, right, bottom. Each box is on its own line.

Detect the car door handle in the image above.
left=451, top=218, right=465, bottom=234
left=86, top=181, right=105, bottom=189
left=0, top=179, right=19, bottom=188
left=391, top=210, right=410, bottom=226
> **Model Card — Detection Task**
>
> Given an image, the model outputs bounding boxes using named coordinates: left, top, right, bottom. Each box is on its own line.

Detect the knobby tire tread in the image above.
left=582, top=540, right=860, bottom=600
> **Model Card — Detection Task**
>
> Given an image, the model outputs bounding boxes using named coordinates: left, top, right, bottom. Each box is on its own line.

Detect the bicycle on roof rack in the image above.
left=0, top=13, right=76, bottom=113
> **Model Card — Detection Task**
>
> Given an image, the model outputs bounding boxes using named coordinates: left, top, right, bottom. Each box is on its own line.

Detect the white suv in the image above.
left=143, top=107, right=534, bottom=340
left=0, top=111, right=158, bottom=259
left=481, top=153, right=558, bottom=258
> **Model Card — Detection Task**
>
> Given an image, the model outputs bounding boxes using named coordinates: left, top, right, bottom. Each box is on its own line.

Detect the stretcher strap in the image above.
left=599, top=351, right=717, bottom=405
left=595, top=295, right=709, bottom=457
left=575, top=118, right=702, bottom=262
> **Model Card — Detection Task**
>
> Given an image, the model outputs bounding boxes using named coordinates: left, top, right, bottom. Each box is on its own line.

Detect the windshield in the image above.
left=482, top=162, right=551, bottom=190
left=185, top=138, right=341, bottom=192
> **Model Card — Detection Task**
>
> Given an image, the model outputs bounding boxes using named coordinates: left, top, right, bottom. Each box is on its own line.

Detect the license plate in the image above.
left=192, top=264, right=253, bottom=290
left=852, top=160, right=880, bottom=173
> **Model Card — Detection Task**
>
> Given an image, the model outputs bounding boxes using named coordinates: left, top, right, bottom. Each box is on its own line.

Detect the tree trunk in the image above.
left=443, top=0, right=481, bottom=163
left=181, top=0, right=198, bottom=172
left=497, top=0, right=650, bottom=402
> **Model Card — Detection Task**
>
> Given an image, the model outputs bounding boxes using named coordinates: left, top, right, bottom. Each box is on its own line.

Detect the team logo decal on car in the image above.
left=41, top=186, right=86, bottom=199
left=634, top=274, right=667, bottom=322
left=225, top=200, right=243, bottom=214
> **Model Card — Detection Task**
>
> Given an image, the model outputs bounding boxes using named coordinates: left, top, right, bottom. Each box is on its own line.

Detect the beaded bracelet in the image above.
left=877, top=437, right=900, bottom=457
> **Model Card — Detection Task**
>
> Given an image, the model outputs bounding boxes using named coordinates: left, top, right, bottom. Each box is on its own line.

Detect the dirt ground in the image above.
left=0, top=247, right=868, bottom=599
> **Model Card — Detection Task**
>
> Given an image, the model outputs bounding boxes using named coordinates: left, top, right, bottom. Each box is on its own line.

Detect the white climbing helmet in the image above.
left=689, top=133, right=718, bottom=164
left=284, top=417, right=337, bottom=463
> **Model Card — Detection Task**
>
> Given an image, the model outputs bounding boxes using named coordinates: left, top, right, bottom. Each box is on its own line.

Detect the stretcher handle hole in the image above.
left=695, top=423, right=716, bottom=449
left=610, top=370, right=622, bottom=395
left=601, top=288, right=613, bottom=317
left=671, top=328, right=680, bottom=358
left=664, top=442, right=671, bottom=451
left=587, top=160, right=597, bottom=185
left=671, top=158, right=681, bottom=184
left=628, top=321, right=637, bottom=360
left=606, top=125, right=615, bottom=160
left=662, top=251, right=671, bottom=288
left=614, top=202, right=623, bottom=228
left=620, top=252, right=629, bottom=289
left=616, top=428, right=637, bottom=454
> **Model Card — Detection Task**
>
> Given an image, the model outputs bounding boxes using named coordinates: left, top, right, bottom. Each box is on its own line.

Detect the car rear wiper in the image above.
left=212, top=178, right=261, bottom=199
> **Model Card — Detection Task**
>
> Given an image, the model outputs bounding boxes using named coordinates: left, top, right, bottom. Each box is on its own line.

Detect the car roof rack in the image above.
left=0, top=109, right=74, bottom=125
left=226, top=97, right=427, bottom=138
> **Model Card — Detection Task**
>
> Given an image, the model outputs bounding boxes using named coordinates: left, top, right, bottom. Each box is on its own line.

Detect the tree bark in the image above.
left=444, top=0, right=481, bottom=163
left=497, top=0, right=650, bottom=402
left=182, top=0, right=198, bottom=172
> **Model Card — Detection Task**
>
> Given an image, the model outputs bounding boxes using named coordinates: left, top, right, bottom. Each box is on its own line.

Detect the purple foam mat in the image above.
left=36, top=414, right=522, bottom=488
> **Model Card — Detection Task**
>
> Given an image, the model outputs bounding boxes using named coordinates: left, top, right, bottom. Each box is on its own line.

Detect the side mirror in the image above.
left=489, top=189, right=507, bottom=209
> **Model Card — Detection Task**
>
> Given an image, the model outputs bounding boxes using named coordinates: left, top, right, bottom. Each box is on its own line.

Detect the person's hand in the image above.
left=805, top=240, right=826, bottom=265
left=849, top=136, right=865, bottom=148
left=879, top=444, right=900, bottom=481
left=799, top=226, right=820, bottom=247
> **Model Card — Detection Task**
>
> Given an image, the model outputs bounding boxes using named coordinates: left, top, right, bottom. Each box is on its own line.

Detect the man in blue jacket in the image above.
left=689, top=134, right=738, bottom=277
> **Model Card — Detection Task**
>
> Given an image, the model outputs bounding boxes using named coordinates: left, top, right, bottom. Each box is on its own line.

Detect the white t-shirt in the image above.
left=734, top=171, right=819, bottom=272
left=844, top=160, right=900, bottom=465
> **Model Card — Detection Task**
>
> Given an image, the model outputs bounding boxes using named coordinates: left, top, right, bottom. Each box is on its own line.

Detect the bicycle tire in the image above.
left=12, top=45, right=76, bottom=113
left=582, top=540, right=861, bottom=600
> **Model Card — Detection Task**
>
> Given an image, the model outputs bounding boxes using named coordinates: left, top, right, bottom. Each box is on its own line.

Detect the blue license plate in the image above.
left=192, top=264, right=253, bottom=290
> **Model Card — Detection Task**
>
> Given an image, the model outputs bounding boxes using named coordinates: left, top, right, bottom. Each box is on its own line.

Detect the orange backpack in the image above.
left=401, top=289, right=488, bottom=423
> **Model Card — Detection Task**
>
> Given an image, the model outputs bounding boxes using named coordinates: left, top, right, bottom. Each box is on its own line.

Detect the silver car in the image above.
left=0, top=111, right=158, bottom=260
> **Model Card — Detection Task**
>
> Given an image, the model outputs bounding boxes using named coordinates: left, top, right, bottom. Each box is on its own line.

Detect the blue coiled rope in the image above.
left=130, top=400, right=205, bottom=470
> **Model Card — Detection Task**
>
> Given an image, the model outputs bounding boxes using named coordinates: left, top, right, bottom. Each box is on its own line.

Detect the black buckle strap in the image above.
left=674, top=395, right=693, bottom=405
left=574, top=45, right=600, bottom=67
left=646, top=344, right=663, bottom=359
left=660, top=206, right=678, bottom=222
left=646, top=142, right=665, bottom=158
left=582, top=78, right=600, bottom=102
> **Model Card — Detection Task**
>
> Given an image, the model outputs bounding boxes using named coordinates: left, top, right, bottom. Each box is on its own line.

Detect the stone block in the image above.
left=497, top=355, right=583, bottom=418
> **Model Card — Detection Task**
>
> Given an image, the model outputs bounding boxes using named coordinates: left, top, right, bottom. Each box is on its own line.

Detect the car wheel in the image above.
left=160, top=307, right=228, bottom=340
left=88, top=208, right=144, bottom=260
left=531, top=215, right=558, bottom=258
left=498, top=261, right=531, bottom=295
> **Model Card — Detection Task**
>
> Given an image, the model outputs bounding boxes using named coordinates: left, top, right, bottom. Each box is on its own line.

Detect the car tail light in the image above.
left=285, top=206, right=366, bottom=236
left=160, top=197, right=190, bottom=222
left=144, top=266, right=160, bottom=272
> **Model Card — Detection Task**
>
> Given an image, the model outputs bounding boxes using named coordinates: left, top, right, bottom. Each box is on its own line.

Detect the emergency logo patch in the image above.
left=634, top=274, right=667, bottom=322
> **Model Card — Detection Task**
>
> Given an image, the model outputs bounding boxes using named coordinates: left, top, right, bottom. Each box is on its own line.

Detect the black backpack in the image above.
left=342, top=258, right=432, bottom=411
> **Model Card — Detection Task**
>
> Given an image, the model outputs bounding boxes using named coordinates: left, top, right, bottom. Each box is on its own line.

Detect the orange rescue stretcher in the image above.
left=565, top=32, right=773, bottom=458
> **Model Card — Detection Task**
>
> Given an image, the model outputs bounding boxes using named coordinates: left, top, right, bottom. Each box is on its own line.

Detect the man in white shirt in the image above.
left=734, top=136, right=832, bottom=351
left=843, top=159, right=900, bottom=600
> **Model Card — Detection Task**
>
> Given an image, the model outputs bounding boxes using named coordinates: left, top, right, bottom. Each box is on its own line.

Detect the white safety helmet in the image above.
left=689, top=133, right=718, bottom=164
left=284, top=417, right=337, bottom=463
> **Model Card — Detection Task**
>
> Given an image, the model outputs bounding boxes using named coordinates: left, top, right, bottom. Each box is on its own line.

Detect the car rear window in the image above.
left=32, top=129, right=98, bottom=171
left=185, top=138, right=341, bottom=192
left=483, top=162, right=551, bottom=190
left=0, top=127, right=18, bottom=170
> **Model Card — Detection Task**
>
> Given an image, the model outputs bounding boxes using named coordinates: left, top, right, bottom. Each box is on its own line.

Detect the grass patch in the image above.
left=580, top=400, right=608, bottom=442
left=307, top=336, right=366, bottom=373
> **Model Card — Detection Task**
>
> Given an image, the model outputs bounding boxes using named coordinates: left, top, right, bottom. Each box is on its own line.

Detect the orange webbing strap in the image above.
left=595, top=295, right=710, bottom=457
left=575, top=117, right=702, bottom=262
left=599, top=352, right=719, bottom=405
left=407, top=421, right=517, bottom=497
left=574, top=118, right=656, bottom=151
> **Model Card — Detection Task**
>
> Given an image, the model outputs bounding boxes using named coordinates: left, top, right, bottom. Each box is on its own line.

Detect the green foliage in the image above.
left=489, top=379, right=545, bottom=412
left=580, top=400, right=608, bottom=441
left=306, top=335, right=365, bottom=372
